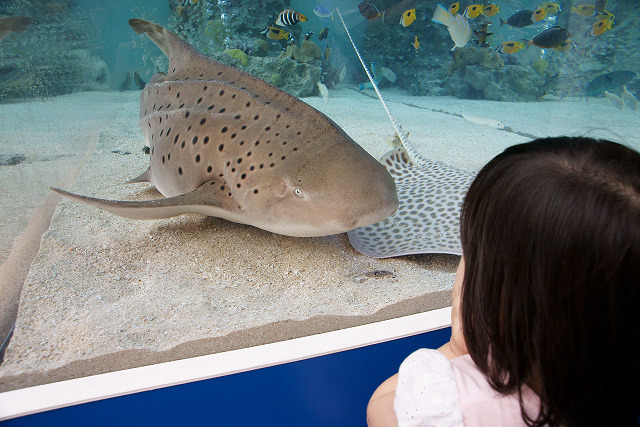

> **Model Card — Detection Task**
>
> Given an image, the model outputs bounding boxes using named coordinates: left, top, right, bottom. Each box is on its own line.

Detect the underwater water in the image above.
left=0, top=0, right=638, bottom=393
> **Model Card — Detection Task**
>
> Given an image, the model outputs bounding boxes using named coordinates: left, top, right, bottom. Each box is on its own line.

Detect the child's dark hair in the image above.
left=460, top=137, right=640, bottom=426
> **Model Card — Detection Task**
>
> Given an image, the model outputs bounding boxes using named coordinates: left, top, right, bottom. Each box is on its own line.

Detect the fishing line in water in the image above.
left=335, top=7, right=431, bottom=168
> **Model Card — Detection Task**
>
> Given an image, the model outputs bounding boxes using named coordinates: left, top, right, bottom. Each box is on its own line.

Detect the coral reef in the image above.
left=451, top=46, right=504, bottom=71
left=227, top=48, right=248, bottom=67
left=280, top=39, right=322, bottom=63
left=448, top=64, right=546, bottom=101
left=3, top=0, right=636, bottom=102
left=208, top=52, right=320, bottom=97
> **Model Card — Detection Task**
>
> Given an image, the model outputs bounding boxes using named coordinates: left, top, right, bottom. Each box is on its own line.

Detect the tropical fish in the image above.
left=276, top=9, right=307, bottom=26
left=532, top=7, right=548, bottom=22
left=358, top=2, right=384, bottom=21
left=499, top=10, right=535, bottom=28
left=622, top=86, right=638, bottom=111
left=554, top=39, right=576, bottom=52
left=596, top=10, right=615, bottom=22
left=318, top=27, right=329, bottom=41
left=400, top=8, right=416, bottom=27
left=449, top=2, right=460, bottom=15
left=334, top=8, right=474, bottom=258
left=304, top=31, right=314, bottom=40
left=324, top=45, right=331, bottom=59
left=182, top=0, right=199, bottom=5
left=604, top=91, right=624, bottom=110
left=260, top=26, right=291, bottom=40
left=432, top=4, right=472, bottom=50
left=473, top=22, right=493, bottom=47
left=460, top=107, right=505, bottom=128
left=588, top=18, right=613, bottom=37
left=571, top=4, right=597, bottom=16
left=529, top=26, right=570, bottom=48
left=540, top=3, right=562, bottom=15
left=463, top=5, right=485, bottom=19
left=53, top=19, right=398, bottom=238
left=585, top=70, right=637, bottom=96
left=484, top=4, right=500, bottom=17
left=359, top=61, right=396, bottom=90
left=412, top=35, right=420, bottom=52
left=495, top=40, right=526, bottom=54
left=313, top=6, right=334, bottom=19
left=0, top=16, right=30, bottom=42
left=317, top=81, right=329, bottom=102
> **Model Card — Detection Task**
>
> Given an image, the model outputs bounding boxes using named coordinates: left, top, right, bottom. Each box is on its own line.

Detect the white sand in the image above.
left=0, top=87, right=637, bottom=391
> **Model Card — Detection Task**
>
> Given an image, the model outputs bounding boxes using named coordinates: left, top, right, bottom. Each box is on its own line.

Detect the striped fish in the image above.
left=275, top=9, right=307, bottom=26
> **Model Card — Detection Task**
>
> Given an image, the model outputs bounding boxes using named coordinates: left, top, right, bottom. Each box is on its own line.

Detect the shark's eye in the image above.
left=293, top=187, right=304, bottom=198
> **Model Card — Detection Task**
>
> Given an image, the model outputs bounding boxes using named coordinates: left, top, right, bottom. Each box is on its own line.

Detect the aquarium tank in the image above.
left=0, top=0, right=638, bottom=396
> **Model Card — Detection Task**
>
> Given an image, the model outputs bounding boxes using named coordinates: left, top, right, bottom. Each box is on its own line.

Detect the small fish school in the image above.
left=259, top=1, right=614, bottom=63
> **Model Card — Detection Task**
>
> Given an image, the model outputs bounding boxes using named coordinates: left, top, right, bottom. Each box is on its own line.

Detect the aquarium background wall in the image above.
left=0, top=0, right=638, bottom=393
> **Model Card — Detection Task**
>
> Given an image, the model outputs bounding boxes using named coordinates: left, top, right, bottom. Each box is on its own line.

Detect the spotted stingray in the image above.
left=53, top=19, right=398, bottom=238
left=337, top=8, right=474, bottom=258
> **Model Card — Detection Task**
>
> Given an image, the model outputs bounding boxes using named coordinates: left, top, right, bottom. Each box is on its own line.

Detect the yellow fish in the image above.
left=182, top=0, right=199, bottom=5
left=532, top=7, right=548, bottom=22
left=597, top=10, right=615, bottom=22
left=495, top=40, right=525, bottom=54
left=400, top=8, right=417, bottom=26
left=484, top=4, right=500, bottom=17
left=540, top=3, right=561, bottom=14
left=588, top=18, right=613, bottom=36
left=571, top=4, right=597, bottom=16
left=463, top=4, right=485, bottom=18
left=554, top=39, right=575, bottom=52
left=449, top=2, right=460, bottom=15
left=260, top=26, right=291, bottom=40
left=412, top=35, right=420, bottom=51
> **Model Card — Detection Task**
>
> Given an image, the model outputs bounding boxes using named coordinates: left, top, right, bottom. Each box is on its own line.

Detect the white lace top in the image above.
left=394, top=349, right=541, bottom=427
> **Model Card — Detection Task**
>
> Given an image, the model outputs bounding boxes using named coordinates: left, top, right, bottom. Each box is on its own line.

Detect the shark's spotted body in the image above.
left=54, top=19, right=398, bottom=237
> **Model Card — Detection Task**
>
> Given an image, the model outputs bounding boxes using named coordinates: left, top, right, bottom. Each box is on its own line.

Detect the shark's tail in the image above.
left=335, top=8, right=432, bottom=169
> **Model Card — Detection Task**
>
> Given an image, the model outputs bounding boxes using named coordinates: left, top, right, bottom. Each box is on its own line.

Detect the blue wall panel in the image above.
left=2, top=327, right=450, bottom=427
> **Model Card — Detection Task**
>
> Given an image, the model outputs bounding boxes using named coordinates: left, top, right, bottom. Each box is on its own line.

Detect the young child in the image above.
left=367, top=137, right=640, bottom=426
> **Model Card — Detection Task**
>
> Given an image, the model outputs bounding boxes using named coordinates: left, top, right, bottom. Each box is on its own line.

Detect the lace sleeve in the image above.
left=393, top=349, right=464, bottom=427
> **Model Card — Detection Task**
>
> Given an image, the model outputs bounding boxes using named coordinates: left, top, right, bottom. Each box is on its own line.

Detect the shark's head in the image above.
left=240, top=136, right=398, bottom=237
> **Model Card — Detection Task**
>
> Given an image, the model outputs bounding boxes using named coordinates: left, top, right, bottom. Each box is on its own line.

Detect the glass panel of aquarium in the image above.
left=0, top=0, right=637, bottom=415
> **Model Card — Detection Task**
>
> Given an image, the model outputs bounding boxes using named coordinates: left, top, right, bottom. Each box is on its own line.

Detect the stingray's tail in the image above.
left=335, top=8, right=431, bottom=169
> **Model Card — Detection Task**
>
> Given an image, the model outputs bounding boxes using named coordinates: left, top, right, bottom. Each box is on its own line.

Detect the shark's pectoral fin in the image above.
left=51, top=181, right=240, bottom=220
left=126, top=168, right=151, bottom=184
